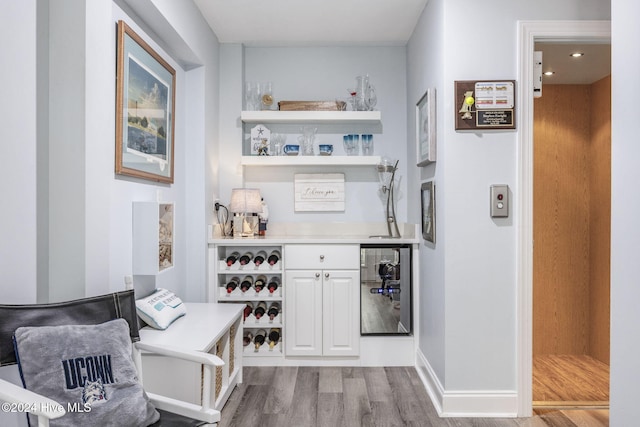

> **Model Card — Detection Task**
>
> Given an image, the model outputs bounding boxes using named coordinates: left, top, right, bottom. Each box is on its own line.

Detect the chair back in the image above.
left=0, top=290, right=139, bottom=367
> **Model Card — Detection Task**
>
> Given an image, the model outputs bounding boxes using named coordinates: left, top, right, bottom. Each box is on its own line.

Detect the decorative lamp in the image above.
left=372, top=158, right=401, bottom=238
left=229, top=188, right=263, bottom=238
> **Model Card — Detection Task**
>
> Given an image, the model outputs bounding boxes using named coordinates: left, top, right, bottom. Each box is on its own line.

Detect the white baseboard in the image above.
left=415, top=349, right=518, bottom=418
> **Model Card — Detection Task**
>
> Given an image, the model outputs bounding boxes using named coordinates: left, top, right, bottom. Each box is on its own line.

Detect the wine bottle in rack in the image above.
left=267, top=301, right=280, bottom=321
left=242, top=331, right=253, bottom=347
left=268, top=328, right=281, bottom=351
left=254, top=275, right=267, bottom=293
left=253, top=250, right=267, bottom=266
left=239, top=251, right=254, bottom=265
left=254, top=301, right=267, bottom=319
left=226, top=251, right=240, bottom=266
left=254, top=329, right=266, bottom=351
left=243, top=301, right=254, bottom=321
left=267, top=249, right=281, bottom=266
left=225, top=276, right=240, bottom=294
left=240, top=275, right=253, bottom=293
left=267, top=276, right=280, bottom=294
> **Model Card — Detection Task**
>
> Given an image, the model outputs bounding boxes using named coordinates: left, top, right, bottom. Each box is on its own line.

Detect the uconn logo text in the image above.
left=61, top=354, right=114, bottom=390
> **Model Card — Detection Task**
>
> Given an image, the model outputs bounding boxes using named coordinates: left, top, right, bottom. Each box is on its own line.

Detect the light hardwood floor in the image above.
left=533, top=355, right=609, bottom=407
left=220, top=367, right=608, bottom=427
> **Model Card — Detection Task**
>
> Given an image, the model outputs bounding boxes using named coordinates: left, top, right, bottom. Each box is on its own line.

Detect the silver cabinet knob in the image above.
left=315, top=272, right=320, bottom=278
left=325, top=273, right=330, bottom=279
left=319, top=255, right=325, bottom=261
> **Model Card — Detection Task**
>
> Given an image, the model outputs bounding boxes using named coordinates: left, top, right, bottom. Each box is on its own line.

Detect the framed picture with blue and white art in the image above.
left=416, top=88, right=436, bottom=166
left=116, top=20, right=176, bottom=183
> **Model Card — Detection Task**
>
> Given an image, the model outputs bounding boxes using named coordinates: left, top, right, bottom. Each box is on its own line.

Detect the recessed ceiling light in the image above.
left=570, top=52, right=584, bottom=57
left=544, top=71, right=555, bottom=76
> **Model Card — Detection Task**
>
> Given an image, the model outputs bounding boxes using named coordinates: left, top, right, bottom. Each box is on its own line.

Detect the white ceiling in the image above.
left=536, top=43, right=611, bottom=85
left=193, top=0, right=429, bottom=46
left=192, top=1, right=611, bottom=84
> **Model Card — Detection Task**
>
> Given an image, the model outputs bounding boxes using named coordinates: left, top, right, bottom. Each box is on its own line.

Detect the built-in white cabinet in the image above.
left=139, top=303, right=244, bottom=412
left=284, top=244, right=360, bottom=357
left=209, top=244, right=283, bottom=359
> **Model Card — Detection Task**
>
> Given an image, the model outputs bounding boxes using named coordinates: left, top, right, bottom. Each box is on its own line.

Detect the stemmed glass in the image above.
left=347, top=88, right=357, bottom=111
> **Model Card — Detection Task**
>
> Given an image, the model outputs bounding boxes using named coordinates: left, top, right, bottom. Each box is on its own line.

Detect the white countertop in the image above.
left=139, top=302, right=245, bottom=352
left=208, top=222, right=420, bottom=245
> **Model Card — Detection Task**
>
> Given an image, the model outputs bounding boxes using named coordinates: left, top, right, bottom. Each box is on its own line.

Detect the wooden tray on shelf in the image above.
left=278, top=100, right=346, bottom=111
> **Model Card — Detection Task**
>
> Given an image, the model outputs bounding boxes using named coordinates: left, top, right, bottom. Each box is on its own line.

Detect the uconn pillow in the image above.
left=13, top=319, right=159, bottom=427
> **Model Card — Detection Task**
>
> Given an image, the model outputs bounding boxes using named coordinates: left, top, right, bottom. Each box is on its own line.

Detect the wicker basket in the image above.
left=229, top=325, right=236, bottom=374
left=278, top=100, right=346, bottom=111
left=215, top=340, right=223, bottom=398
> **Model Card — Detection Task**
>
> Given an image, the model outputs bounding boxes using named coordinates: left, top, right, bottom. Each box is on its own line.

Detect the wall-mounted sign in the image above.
left=455, top=80, right=516, bottom=131
left=294, top=173, right=345, bottom=212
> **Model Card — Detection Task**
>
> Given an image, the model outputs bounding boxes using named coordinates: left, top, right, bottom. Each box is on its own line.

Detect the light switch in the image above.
left=490, top=185, right=509, bottom=218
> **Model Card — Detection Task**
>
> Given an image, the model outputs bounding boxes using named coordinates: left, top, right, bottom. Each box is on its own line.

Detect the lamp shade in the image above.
left=229, top=188, right=263, bottom=213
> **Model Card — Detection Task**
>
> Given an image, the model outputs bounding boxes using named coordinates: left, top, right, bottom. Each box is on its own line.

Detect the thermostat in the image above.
left=490, top=185, right=509, bottom=218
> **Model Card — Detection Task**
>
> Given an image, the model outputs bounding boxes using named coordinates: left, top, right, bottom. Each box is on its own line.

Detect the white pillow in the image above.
left=135, top=288, right=186, bottom=330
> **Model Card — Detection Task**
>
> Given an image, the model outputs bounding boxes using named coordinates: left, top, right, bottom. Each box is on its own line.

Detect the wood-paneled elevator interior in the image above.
left=533, top=76, right=611, bottom=407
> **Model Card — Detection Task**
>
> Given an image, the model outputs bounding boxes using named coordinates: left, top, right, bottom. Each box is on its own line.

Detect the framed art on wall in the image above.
left=116, top=20, right=176, bottom=183
left=416, top=88, right=436, bottom=166
left=421, top=181, right=435, bottom=243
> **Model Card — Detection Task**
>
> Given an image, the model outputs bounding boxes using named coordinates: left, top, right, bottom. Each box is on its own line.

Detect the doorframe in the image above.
left=516, top=20, right=611, bottom=417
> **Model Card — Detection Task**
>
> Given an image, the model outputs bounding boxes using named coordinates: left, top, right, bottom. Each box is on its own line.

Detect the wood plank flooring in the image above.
left=533, top=355, right=609, bottom=406
left=219, top=367, right=608, bottom=427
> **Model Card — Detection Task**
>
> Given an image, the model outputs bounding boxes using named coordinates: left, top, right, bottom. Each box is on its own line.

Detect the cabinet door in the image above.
left=284, top=270, right=322, bottom=356
left=322, top=270, right=360, bottom=356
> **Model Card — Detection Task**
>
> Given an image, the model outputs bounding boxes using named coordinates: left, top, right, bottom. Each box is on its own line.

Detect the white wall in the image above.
left=0, top=2, right=37, bottom=304
left=0, top=0, right=220, bottom=305
left=109, top=0, right=220, bottom=302
left=407, top=0, right=446, bottom=388
left=407, top=0, right=610, bottom=415
left=610, top=0, right=640, bottom=424
left=217, top=46, right=407, bottom=226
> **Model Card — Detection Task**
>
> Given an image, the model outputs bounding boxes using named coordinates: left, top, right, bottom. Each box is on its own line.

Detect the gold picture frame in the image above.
left=116, top=20, right=176, bottom=183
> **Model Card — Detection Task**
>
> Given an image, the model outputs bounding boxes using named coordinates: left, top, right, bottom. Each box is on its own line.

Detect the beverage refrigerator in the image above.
left=360, top=244, right=412, bottom=335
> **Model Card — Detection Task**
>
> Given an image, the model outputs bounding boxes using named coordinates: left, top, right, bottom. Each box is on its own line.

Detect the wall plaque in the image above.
left=294, top=173, right=345, bottom=212
left=455, top=80, right=516, bottom=131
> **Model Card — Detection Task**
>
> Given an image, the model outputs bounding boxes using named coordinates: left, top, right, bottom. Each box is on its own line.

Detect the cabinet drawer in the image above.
left=284, top=244, right=359, bottom=270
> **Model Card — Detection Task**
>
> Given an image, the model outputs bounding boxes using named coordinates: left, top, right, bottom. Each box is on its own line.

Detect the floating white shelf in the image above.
left=241, top=155, right=381, bottom=167
left=240, top=110, right=381, bottom=125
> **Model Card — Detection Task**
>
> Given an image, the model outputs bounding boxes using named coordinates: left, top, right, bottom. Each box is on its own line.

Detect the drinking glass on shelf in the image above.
left=343, top=134, right=360, bottom=155
left=298, top=126, right=317, bottom=156
left=271, top=133, right=286, bottom=156
left=259, top=82, right=273, bottom=110
left=245, top=81, right=259, bottom=111
left=346, top=88, right=357, bottom=111
left=361, top=134, right=374, bottom=155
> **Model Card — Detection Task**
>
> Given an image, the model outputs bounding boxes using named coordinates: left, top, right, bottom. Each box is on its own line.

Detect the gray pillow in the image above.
left=13, top=318, right=159, bottom=427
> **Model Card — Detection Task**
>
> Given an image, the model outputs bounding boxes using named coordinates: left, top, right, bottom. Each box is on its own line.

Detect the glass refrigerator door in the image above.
left=360, top=245, right=412, bottom=335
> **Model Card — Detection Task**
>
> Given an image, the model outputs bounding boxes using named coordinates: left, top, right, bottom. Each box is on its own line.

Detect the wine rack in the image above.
left=214, top=245, right=284, bottom=359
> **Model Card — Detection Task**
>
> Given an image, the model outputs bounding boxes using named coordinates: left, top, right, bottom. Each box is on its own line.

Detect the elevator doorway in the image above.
left=532, top=42, right=611, bottom=409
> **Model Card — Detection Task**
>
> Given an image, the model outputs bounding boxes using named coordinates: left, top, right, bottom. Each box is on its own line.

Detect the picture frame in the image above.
left=116, top=20, right=176, bottom=183
left=416, top=88, right=436, bottom=166
left=421, top=181, right=435, bottom=243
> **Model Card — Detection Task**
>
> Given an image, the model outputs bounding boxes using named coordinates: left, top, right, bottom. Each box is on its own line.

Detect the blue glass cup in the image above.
left=343, top=134, right=360, bottom=155
left=361, top=134, right=373, bottom=155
